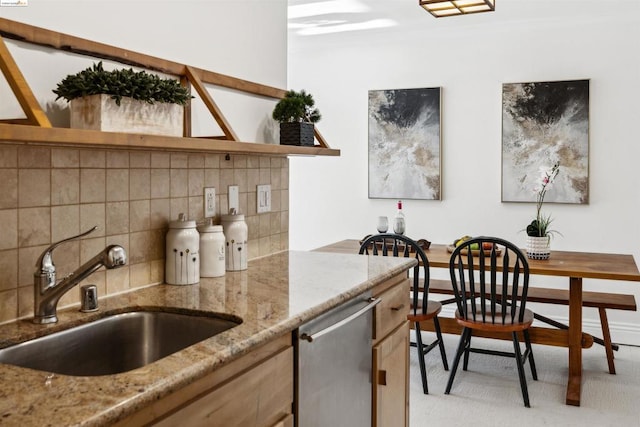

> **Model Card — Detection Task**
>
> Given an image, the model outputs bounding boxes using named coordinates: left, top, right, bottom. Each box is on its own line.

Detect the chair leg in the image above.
left=523, top=329, right=538, bottom=381
left=512, top=332, right=531, bottom=408
left=598, top=308, right=616, bottom=375
left=463, top=332, right=471, bottom=371
left=414, top=322, right=429, bottom=394
left=445, top=327, right=471, bottom=395
left=433, top=316, right=449, bottom=371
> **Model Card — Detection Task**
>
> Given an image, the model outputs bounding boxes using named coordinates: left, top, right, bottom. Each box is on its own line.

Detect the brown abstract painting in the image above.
left=502, top=79, right=589, bottom=204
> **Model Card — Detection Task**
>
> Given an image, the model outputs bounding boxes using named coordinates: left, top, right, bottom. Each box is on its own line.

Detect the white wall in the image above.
left=288, top=1, right=640, bottom=344
left=0, top=0, right=287, bottom=141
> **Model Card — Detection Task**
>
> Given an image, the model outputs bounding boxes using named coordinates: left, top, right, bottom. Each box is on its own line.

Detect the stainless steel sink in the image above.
left=0, top=309, right=242, bottom=376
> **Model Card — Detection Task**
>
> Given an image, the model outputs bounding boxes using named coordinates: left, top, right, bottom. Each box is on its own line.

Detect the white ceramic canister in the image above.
left=221, top=212, right=248, bottom=271
left=198, top=219, right=226, bottom=277
left=165, top=213, right=200, bottom=285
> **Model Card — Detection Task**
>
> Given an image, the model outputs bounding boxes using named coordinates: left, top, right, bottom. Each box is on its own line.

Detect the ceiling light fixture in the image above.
left=419, top=0, right=495, bottom=18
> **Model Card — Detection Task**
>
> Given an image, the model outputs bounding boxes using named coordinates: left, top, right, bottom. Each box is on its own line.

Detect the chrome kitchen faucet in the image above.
left=33, top=226, right=127, bottom=324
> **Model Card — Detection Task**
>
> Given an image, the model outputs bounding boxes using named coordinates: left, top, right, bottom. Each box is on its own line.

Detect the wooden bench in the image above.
left=425, top=279, right=637, bottom=374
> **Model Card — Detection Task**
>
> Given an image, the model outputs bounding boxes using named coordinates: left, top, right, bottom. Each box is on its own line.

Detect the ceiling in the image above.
left=287, top=0, right=630, bottom=43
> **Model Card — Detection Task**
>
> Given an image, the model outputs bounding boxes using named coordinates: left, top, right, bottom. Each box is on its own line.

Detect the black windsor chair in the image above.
left=445, top=236, right=538, bottom=407
left=359, top=233, right=448, bottom=394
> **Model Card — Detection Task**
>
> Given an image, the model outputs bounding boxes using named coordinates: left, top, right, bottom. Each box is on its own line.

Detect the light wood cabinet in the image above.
left=372, top=277, right=410, bottom=427
left=115, top=334, right=293, bottom=427
left=114, top=273, right=410, bottom=427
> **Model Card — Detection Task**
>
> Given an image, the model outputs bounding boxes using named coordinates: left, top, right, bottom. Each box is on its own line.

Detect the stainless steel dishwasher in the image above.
left=296, top=291, right=380, bottom=427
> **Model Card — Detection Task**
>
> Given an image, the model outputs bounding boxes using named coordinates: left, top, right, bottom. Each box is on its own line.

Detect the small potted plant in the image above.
left=53, top=61, right=192, bottom=137
left=525, top=162, right=561, bottom=260
left=272, top=89, right=321, bottom=146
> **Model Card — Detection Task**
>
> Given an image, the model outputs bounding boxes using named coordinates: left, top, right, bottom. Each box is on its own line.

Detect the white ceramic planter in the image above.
left=526, top=235, right=551, bottom=260
left=70, top=94, right=183, bottom=137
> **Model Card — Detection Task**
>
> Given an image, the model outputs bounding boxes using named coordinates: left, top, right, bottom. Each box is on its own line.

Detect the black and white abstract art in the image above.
left=502, top=79, right=589, bottom=204
left=368, top=87, right=441, bottom=200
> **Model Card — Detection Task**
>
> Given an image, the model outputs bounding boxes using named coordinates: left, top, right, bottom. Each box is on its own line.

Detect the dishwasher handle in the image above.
left=299, top=297, right=381, bottom=343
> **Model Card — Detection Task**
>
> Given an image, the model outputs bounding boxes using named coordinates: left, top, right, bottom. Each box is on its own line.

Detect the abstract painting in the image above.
left=502, top=79, right=589, bottom=204
left=368, top=87, right=441, bottom=200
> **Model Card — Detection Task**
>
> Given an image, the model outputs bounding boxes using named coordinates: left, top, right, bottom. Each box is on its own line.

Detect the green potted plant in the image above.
left=53, top=61, right=192, bottom=137
left=272, top=89, right=321, bottom=146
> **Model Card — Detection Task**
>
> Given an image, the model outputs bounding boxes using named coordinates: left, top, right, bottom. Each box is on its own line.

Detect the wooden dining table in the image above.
left=316, top=239, right=640, bottom=407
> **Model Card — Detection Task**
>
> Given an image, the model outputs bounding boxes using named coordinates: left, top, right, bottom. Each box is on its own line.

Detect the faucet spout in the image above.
left=33, top=228, right=127, bottom=324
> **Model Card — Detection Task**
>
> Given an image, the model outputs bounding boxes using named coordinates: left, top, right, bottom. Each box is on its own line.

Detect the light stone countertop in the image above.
left=0, top=250, right=415, bottom=426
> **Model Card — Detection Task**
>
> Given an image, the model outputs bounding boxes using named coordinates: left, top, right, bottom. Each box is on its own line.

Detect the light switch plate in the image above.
left=228, top=185, right=239, bottom=213
left=204, top=187, right=216, bottom=217
left=257, top=184, right=271, bottom=213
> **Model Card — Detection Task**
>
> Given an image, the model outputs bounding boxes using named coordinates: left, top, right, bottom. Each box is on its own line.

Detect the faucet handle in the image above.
left=35, top=226, right=98, bottom=274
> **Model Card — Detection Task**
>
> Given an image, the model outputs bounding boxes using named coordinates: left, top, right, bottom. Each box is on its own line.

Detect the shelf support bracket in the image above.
left=185, top=65, right=239, bottom=142
left=0, top=35, right=51, bottom=127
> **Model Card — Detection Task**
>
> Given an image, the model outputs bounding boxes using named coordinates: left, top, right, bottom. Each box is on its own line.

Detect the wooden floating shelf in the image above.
left=0, top=123, right=340, bottom=156
left=0, top=18, right=340, bottom=158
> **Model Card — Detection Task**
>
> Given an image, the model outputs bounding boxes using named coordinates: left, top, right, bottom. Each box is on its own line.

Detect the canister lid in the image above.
left=198, top=219, right=223, bottom=233
left=169, top=213, right=197, bottom=229
left=221, top=214, right=245, bottom=222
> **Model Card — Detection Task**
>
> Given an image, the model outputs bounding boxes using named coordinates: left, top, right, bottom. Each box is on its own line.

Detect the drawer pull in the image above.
left=391, top=304, right=405, bottom=311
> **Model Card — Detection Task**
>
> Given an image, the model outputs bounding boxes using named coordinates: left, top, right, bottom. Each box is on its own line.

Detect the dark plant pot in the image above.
left=279, top=122, right=315, bottom=146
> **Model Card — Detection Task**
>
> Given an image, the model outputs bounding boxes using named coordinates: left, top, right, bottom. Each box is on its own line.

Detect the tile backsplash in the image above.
left=0, top=145, right=289, bottom=323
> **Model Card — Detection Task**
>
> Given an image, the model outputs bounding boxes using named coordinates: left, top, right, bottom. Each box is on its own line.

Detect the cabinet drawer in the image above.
left=374, top=279, right=409, bottom=342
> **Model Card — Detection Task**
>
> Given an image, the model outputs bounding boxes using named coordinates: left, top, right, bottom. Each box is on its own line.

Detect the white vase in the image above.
left=526, top=236, right=551, bottom=260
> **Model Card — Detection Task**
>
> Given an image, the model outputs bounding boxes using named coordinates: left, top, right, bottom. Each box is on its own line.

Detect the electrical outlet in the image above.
left=204, top=187, right=216, bottom=217
left=257, top=184, right=271, bottom=213
left=228, top=185, right=239, bottom=213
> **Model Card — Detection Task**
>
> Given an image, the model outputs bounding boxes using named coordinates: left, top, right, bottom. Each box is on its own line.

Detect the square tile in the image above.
left=129, top=262, right=151, bottom=288
left=188, top=153, right=205, bottom=168
left=51, top=168, right=80, bottom=205
left=80, top=149, right=105, bottom=168
left=106, top=151, right=129, bottom=168
left=130, top=151, right=151, bottom=168
left=106, top=169, right=130, bottom=202
left=106, top=266, right=130, bottom=294
left=80, top=169, right=106, bottom=203
left=151, top=152, right=170, bottom=168
left=130, top=199, right=151, bottom=232
left=0, top=249, right=18, bottom=291
left=19, top=169, right=51, bottom=207
left=80, top=203, right=106, bottom=237
left=106, top=201, right=129, bottom=235
left=170, top=153, right=188, bottom=169
left=51, top=148, right=79, bottom=168
left=0, top=145, right=18, bottom=168
left=0, top=289, right=18, bottom=323
left=51, top=205, right=80, bottom=242
left=234, top=168, right=248, bottom=192
left=80, top=237, right=107, bottom=264
left=17, top=285, right=33, bottom=319
left=129, top=230, right=151, bottom=264
left=0, top=169, right=18, bottom=209
left=188, top=169, right=204, bottom=196
left=18, top=146, right=50, bottom=168
left=204, top=168, right=220, bottom=189
left=18, top=207, right=50, bottom=247
left=170, top=169, right=188, bottom=198
left=150, top=198, right=170, bottom=229
left=130, top=169, right=151, bottom=200
left=150, top=169, right=170, bottom=198
left=170, top=197, right=189, bottom=221
left=204, top=154, right=220, bottom=169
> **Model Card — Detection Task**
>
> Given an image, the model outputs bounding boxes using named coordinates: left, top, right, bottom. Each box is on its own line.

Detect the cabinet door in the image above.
left=154, top=346, right=293, bottom=427
left=372, top=321, right=409, bottom=427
